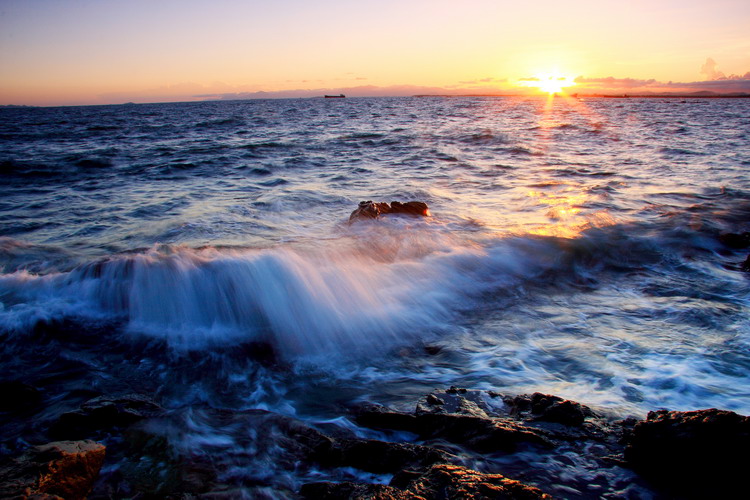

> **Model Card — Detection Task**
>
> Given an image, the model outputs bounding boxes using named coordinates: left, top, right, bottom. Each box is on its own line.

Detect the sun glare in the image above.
left=519, top=73, right=576, bottom=94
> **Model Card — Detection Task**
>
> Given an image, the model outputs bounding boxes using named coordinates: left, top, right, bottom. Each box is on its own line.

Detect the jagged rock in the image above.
left=300, top=464, right=552, bottom=499
left=624, top=408, right=750, bottom=497
left=349, top=200, right=430, bottom=221
left=742, top=254, right=750, bottom=272
left=0, top=440, right=105, bottom=499
left=50, top=394, right=164, bottom=439
left=505, top=393, right=594, bottom=427
left=0, top=380, right=43, bottom=412
left=415, top=413, right=551, bottom=452
left=355, top=396, right=551, bottom=453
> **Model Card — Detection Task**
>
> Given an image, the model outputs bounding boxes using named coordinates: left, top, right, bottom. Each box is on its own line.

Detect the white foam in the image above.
left=0, top=230, right=560, bottom=359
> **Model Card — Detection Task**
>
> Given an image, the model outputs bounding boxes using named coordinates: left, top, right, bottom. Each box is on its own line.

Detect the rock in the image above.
left=415, top=413, right=551, bottom=452
left=742, top=254, right=750, bottom=272
left=624, top=408, right=750, bottom=497
left=0, top=380, right=43, bottom=412
left=300, top=481, right=409, bottom=499
left=50, top=394, right=164, bottom=439
left=0, top=440, right=105, bottom=499
left=355, top=398, right=551, bottom=453
left=719, top=232, right=750, bottom=249
left=349, top=200, right=430, bottom=221
left=300, top=464, right=552, bottom=499
left=324, top=438, right=452, bottom=474
left=506, top=393, right=593, bottom=427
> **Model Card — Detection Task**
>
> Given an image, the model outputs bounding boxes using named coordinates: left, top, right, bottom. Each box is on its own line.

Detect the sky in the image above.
left=1, top=0, right=749, bottom=105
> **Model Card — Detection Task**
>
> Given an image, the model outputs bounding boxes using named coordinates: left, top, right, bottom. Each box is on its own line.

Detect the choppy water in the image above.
left=2, top=96, right=750, bottom=496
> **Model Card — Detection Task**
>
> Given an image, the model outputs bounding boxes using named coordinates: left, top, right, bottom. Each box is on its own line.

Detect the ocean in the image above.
left=1, top=96, right=749, bottom=497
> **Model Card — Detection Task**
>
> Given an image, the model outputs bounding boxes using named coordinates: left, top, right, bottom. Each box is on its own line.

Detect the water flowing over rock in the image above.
left=0, top=440, right=105, bottom=499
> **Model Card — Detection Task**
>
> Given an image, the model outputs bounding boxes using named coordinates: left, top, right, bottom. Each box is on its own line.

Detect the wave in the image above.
left=0, top=227, right=583, bottom=358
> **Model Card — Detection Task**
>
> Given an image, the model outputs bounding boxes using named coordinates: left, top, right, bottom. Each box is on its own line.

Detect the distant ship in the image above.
left=324, top=94, right=345, bottom=98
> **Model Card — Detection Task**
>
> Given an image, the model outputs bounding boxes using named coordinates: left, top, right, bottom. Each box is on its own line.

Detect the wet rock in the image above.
left=50, top=393, right=164, bottom=439
left=0, top=380, right=43, bottom=412
left=301, top=464, right=552, bottom=499
left=624, top=408, right=750, bottom=497
left=326, top=438, right=452, bottom=474
left=300, top=481, right=408, bottom=499
left=506, top=393, right=594, bottom=427
left=0, top=440, right=105, bottom=499
left=349, top=200, right=430, bottom=221
left=742, top=254, right=750, bottom=272
left=719, top=231, right=750, bottom=249
left=353, top=403, right=420, bottom=434
left=415, top=413, right=551, bottom=452
left=356, top=396, right=551, bottom=453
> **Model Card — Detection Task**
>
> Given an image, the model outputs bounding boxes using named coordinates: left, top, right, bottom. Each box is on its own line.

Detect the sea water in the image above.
left=1, top=96, right=749, bottom=496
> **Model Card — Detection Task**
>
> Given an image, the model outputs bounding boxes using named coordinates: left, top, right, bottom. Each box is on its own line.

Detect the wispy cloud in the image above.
left=575, top=77, right=657, bottom=88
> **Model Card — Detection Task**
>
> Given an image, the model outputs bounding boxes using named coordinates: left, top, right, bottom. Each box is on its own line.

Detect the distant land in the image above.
left=415, top=91, right=750, bottom=99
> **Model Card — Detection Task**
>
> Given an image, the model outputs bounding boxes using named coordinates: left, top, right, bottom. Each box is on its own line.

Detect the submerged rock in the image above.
left=349, top=200, right=430, bottom=221
left=624, top=408, right=750, bottom=497
left=0, top=440, right=105, bottom=499
left=301, top=463, right=552, bottom=499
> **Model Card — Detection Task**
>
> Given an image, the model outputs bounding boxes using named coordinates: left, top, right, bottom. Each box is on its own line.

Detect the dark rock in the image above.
left=357, top=392, right=551, bottom=453
left=389, top=201, right=430, bottom=217
left=530, top=393, right=591, bottom=426
left=719, top=232, right=750, bottom=249
left=353, top=403, right=420, bottom=434
left=50, top=393, right=164, bottom=439
left=327, top=438, right=452, bottom=473
left=414, top=413, right=551, bottom=452
left=300, top=480, right=409, bottom=499
left=423, top=344, right=442, bottom=355
left=0, top=380, right=43, bottom=412
left=300, top=464, right=551, bottom=499
left=425, top=394, right=445, bottom=406
left=624, top=408, right=750, bottom=497
left=349, top=200, right=430, bottom=221
left=0, top=440, right=105, bottom=499
left=742, top=254, right=750, bottom=272
left=505, top=392, right=594, bottom=427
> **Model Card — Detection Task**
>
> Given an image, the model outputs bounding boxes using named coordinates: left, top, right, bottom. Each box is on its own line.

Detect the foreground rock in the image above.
left=624, top=408, right=750, bottom=497
left=0, top=440, right=105, bottom=499
left=301, top=463, right=552, bottom=500
left=349, top=200, right=430, bottom=221
left=50, top=393, right=164, bottom=439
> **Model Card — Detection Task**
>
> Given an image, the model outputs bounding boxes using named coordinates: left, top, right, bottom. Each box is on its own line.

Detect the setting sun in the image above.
left=518, top=73, right=577, bottom=94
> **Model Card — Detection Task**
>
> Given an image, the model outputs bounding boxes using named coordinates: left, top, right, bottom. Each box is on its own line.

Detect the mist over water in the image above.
left=2, top=96, right=750, bottom=496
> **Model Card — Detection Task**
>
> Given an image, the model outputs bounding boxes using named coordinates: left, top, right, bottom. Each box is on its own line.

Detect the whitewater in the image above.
left=1, top=96, right=749, bottom=497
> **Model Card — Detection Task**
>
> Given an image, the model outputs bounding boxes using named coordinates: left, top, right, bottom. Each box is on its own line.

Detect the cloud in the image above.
left=700, top=57, right=724, bottom=80
left=700, top=57, right=750, bottom=81
left=574, top=76, right=657, bottom=88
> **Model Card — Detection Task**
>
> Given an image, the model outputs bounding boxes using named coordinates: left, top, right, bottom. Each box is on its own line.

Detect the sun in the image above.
left=519, top=72, right=576, bottom=94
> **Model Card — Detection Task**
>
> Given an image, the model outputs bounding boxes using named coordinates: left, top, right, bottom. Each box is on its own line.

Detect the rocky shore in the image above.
left=1, top=381, right=747, bottom=499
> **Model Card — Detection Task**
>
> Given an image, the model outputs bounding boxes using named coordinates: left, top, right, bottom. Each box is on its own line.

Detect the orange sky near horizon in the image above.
left=1, top=0, right=749, bottom=105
